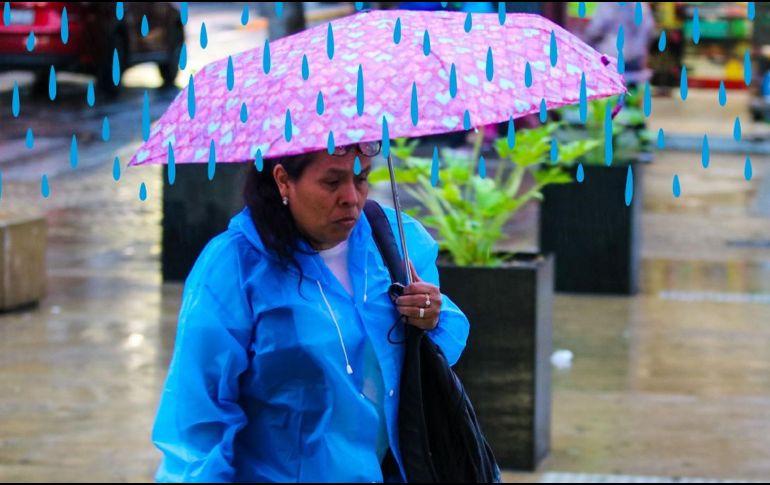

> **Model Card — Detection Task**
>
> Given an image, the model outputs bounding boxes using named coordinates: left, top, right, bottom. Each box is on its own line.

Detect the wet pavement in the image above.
left=2, top=4, right=770, bottom=483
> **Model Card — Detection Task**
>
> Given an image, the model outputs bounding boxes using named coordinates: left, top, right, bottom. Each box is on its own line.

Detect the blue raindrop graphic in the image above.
left=11, top=81, right=19, bottom=117
left=116, top=2, right=124, bottom=21
left=394, top=18, right=401, bottom=44
left=302, top=54, right=309, bottom=80
left=2, top=2, right=8, bottom=25
left=659, top=30, right=667, bottom=51
left=327, top=23, right=334, bottom=60
left=25, top=128, right=33, bottom=149
left=354, top=156, right=362, bottom=176
left=411, top=82, right=419, bottom=126
left=112, top=157, right=121, bottom=181
left=357, top=64, right=364, bottom=116
left=680, top=65, right=688, bottom=100
left=643, top=81, right=651, bottom=117
left=617, top=24, right=625, bottom=51
left=550, top=31, right=557, bottom=67
left=441, top=2, right=448, bottom=7
left=139, top=182, right=147, bottom=201
left=657, top=128, right=665, bottom=149
left=276, top=2, right=283, bottom=17
left=673, top=175, right=681, bottom=198
left=580, top=72, right=587, bottom=123
left=355, top=2, right=363, bottom=10
left=284, top=109, right=293, bottom=142
left=167, top=143, right=176, bottom=185
left=525, top=62, right=533, bottom=87
left=86, top=81, right=95, bottom=106
left=26, top=31, right=35, bottom=51
left=431, top=146, right=440, bottom=187
left=187, top=74, right=195, bottom=119
left=479, top=155, right=486, bottom=178
left=423, top=30, right=431, bottom=56
left=604, top=101, right=613, bottom=165
left=464, top=12, right=472, bottom=33
left=61, top=7, right=69, bottom=43
left=745, top=49, right=752, bottom=86
left=382, top=117, right=390, bottom=158
left=692, top=8, right=700, bottom=44
left=618, top=50, right=625, bottom=75
left=507, top=117, right=515, bottom=149
left=576, top=163, right=585, bottom=183
left=718, top=81, right=726, bottom=106
left=70, top=135, right=78, bottom=169
left=749, top=2, right=755, bottom=20
left=240, top=103, right=248, bottom=123
left=241, top=5, right=249, bottom=25
left=578, top=2, right=586, bottom=18
left=200, top=22, right=208, bottom=49
left=486, top=47, right=494, bottom=82
left=327, top=131, right=335, bottom=155
left=449, top=63, right=457, bottom=98
left=263, top=39, right=271, bottom=73
left=208, top=140, right=216, bottom=181
left=745, top=156, right=753, bottom=180
left=255, top=149, right=264, bottom=172
left=625, top=166, right=634, bottom=206
left=102, top=116, right=110, bottom=141
left=142, top=90, right=150, bottom=141
left=702, top=135, right=710, bottom=168
left=498, top=2, right=505, bottom=24
left=112, top=48, right=120, bottom=86
left=635, top=2, right=642, bottom=26
left=734, top=117, right=742, bottom=141
left=227, top=56, right=234, bottom=90
left=180, top=2, right=187, bottom=24
left=179, top=44, right=187, bottom=70
left=316, top=91, right=324, bottom=115
left=49, top=65, right=57, bottom=100
left=550, top=138, right=558, bottom=162
left=41, top=175, right=50, bottom=199
left=141, top=15, right=149, bottom=37
left=463, top=110, right=471, bottom=130
left=539, top=98, right=547, bottom=123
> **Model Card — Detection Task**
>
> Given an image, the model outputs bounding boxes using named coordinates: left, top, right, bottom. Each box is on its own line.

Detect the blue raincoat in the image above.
left=152, top=206, right=470, bottom=482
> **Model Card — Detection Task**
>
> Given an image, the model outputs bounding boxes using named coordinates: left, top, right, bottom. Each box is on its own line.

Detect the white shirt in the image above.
left=319, top=240, right=354, bottom=296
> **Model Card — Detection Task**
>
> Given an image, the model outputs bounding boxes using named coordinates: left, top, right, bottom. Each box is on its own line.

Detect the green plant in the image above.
left=557, top=93, right=653, bottom=165
left=370, top=124, right=598, bottom=267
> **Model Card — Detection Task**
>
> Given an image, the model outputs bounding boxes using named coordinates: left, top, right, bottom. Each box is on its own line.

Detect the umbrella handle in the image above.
left=386, top=154, right=413, bottom=286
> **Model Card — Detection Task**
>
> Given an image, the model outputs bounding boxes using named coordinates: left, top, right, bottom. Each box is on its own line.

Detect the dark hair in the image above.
left=243, top=153, right=318, bottom=282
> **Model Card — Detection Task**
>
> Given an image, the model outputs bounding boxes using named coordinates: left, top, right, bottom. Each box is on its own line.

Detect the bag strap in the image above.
left=364, top=200, right=407, bottom=287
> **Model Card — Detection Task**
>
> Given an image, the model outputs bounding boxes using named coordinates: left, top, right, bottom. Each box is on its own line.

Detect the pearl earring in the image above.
left=282, top=196, right=289, bottom=206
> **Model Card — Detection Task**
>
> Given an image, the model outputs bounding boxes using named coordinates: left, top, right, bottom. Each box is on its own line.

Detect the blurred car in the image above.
left=0, top=2, right=184, bottom=96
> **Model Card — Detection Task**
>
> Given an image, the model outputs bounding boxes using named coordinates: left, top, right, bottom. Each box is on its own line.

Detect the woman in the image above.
left=151, top=140, right=471, bottom=482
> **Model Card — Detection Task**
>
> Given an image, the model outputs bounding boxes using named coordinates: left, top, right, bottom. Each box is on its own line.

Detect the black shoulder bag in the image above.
left=363, top=200, right=501, bottom=483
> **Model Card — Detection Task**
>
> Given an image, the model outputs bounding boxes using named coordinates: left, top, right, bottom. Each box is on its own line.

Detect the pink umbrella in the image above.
left=128, top=8, right=625, bottom=282
left=128, top=9, right=624, bottom=167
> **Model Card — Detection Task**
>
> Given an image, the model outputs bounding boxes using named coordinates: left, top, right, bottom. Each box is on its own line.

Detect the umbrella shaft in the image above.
left=387, top=154, right=413, bottom=286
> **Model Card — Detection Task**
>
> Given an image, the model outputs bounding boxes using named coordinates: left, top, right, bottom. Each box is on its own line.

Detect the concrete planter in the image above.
left=439, top=253, right=554, bottom=471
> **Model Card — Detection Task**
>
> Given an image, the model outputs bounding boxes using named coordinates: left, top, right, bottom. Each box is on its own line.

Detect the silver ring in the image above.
left=419, top=308, right=425, bottom=319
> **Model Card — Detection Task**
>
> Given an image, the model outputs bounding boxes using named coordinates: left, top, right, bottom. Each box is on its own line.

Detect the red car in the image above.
left=0, top=2, right=184, bottom=95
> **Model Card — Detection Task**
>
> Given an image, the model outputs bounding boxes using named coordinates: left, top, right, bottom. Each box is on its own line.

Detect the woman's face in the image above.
left=274, top=150, right=372, bottom=250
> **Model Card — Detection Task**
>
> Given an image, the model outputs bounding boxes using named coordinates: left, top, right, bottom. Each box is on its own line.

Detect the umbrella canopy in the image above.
left=128, top=9, right=625, bottom=167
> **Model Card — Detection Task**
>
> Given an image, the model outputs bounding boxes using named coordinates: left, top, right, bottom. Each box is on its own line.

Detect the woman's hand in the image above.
left=395, top=262, right=442, bottom=330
